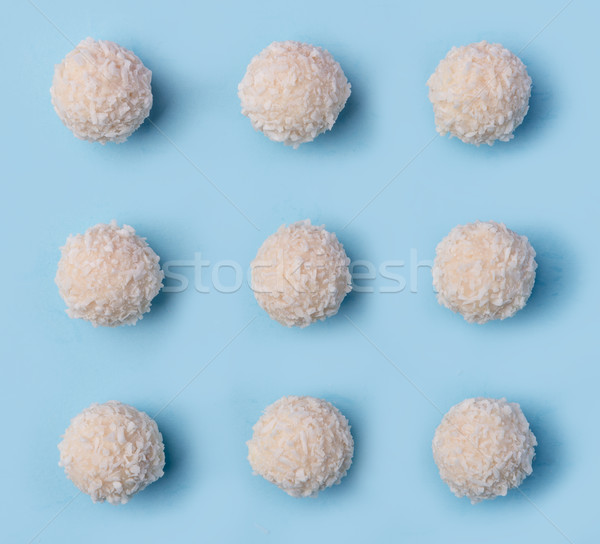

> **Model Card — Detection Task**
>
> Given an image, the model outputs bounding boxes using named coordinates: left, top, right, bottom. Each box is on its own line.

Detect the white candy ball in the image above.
left=433, top=397, right=536, bottom=503
left=432, top=221, right=536, bottom=324
left=55, top=221, right=164, bottom=327
left=238, top=41, right=351, bottom=147
left=427, top=41, right=531, bottom=145
left=251, top=220, right=351, bottom=327
left=247, top=396, right=354, bottom=498
left=50, top=37, right=152, bottom=143
left=58, top=401, right=165, bottom=504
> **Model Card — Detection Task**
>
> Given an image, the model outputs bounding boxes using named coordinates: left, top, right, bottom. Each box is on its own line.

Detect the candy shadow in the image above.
left=112, top=230, right=174, bottom=331
left=312, top=395, right=363, bottom=501
left=514, top=229, right=578, bottom=321
left=139, top=416, right=192, bottom=504
left=308, top=69, right=369, bottom=151
left=327, top=226, right=370, bottom=323
left=134, top=72, right=169, bottom=141
left=148, top=72, right=169, bottom=126
left=517, top=406, right=564, bottom=497
left=512, top=58, right=556, bottom=145
left=340, top=286, right=361, bottom=317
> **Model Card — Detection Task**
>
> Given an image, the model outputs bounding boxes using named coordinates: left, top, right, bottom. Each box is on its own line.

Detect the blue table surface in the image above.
left=1, top=1, right=596, bottom=542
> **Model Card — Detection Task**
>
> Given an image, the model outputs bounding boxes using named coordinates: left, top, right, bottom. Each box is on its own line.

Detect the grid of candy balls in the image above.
left=52, top=36, right=542, bottom=504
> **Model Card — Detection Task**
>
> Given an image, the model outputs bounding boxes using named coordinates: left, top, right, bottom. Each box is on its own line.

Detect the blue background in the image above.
left=1, top=0, right=595, bottom=542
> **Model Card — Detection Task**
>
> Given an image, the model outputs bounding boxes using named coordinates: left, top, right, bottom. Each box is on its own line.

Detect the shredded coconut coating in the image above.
left=248, top=396, right=354, bottom=498
left=432, top=221, right=536, bottom=324
left=55, top=221, right=164, bottom=327
left=50, top=37, right=152, bottom=144
left=238, top=41, right=351, bottom=148
left=58, top=401, right=165, bottom=504
left=433, top=397, right=536, bottom=503
left=427, top=41, right=531, bottom=145
left=251, top=220, right=351, bottom=327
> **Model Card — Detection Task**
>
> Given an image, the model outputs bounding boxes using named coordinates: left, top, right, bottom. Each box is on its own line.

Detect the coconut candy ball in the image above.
left=251, top=220, right=351, bottom=327
left=248, top=396, right=354, bottom=498
left=58, top=401, right=165, bottom=504
left=432, top=397, right=536, bottom=503
left=432, top=221, right=536, bottom=324
left=427, top=41, right=531, bottom=145
left=55, top=221, right=164, bottom=327
left=50, top=37, right=152, bottom=143
left=238, top=41, right=351, bottom=148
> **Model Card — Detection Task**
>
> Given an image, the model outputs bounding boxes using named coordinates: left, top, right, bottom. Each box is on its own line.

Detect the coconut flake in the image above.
left=55, top=221, right=164, bottom=327
left=432, top=221, right=536, bottom=324
left=58, top=401, right=165, bottom=504
left=432, top=397, right=536, bottom=503
left=427, top=41, right=531, bottom=145
left=247, top=396, right=354, bottom=498
left=251, top=220, right=351, bottom=327
left=238, top=41, right=351, bottom=148
left=50, top=37, right=152, bottom=144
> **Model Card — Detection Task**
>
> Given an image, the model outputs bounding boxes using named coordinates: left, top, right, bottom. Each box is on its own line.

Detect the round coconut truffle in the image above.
left=432, top=221, right=536, bottom=324
left=251, top=220, right=351, bottom=327
left=427, top=41, right=531, bottom=145
left=58, top=401, right=165, bottom=504
left=238, top=41, right=351, bottom=147
left=432, top=397, right=536, bottom=503
left=247, top=396, right=354, bottom=498
left=50, top=37, right=152, bottom=143
left=55, top=221, right=164, bottom=327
